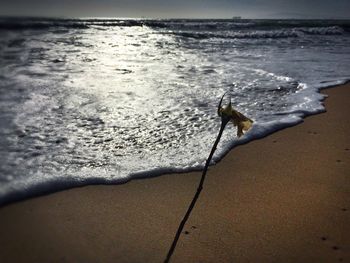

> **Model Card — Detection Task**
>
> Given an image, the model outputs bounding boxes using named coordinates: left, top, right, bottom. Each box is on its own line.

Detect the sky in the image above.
left=0, top=0, right=349, bottom=19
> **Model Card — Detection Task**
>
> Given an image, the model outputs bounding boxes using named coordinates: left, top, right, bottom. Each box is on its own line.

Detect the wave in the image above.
left=147, top=19, right=350, bottom=32
left=0, top=17, right=349, bottom=32
left=300, top=26, right=345, bottom=35
left=0, top=18, right=144, bottom=30
left=0, top=20, right=89, bottom=30
left=169, top=26, right=345, bottom=40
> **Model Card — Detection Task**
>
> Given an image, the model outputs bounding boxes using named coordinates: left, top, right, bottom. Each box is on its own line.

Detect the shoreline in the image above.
left=0, top=83, right=349, bottom=262
left=0, top=81, right=347, bottom=207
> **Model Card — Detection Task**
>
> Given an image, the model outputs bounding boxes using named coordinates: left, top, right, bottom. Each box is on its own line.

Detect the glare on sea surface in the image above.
left=2, top=19, right=350, bottom=204
left=53, top=24, right=212, bottom=161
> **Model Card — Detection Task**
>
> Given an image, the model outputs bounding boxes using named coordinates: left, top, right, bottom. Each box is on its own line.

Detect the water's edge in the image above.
left=1, top=80, right=348, bottom=207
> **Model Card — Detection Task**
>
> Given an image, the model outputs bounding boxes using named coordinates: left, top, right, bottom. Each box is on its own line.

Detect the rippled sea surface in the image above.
left=0, top=18, right=350, bottom=204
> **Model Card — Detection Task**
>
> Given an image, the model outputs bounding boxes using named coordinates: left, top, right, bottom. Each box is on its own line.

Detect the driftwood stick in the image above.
left=164, top=115, right=231, bottom=263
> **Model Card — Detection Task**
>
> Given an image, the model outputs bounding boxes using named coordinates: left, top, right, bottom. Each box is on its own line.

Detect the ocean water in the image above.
left=0, top=18, right=349, bottom=204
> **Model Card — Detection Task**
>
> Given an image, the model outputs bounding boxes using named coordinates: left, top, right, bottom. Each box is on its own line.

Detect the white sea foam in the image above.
left=0, top=18, right=349, bottom=204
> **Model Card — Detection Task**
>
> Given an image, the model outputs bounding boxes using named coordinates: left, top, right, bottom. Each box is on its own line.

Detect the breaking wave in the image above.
left=1, top=17, right=349, bottom=33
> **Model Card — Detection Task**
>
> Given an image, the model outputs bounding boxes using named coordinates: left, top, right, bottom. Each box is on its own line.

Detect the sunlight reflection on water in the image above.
left=0, top=19, right=349, bottom=203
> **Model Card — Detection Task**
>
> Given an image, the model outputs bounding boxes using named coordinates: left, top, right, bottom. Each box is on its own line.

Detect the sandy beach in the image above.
left=0, top=83, right=349, bottom=263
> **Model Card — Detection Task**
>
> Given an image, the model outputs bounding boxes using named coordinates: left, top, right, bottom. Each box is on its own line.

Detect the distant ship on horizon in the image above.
left=232, top=16, right=242, bottom=20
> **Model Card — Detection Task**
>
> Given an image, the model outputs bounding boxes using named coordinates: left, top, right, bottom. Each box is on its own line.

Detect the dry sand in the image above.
left=0, top=83, right=349, bottom=263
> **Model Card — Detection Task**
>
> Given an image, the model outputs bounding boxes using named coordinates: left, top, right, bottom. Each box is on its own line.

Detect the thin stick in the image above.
left=164, top=115, right=230, bottom=263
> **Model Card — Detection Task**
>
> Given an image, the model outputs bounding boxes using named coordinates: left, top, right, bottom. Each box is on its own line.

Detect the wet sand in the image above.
left=0, top=83, right=349, bottom=263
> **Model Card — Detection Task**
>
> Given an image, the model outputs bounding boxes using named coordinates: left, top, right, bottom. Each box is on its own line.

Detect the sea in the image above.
left=0, top=17, right=349, bottom=205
